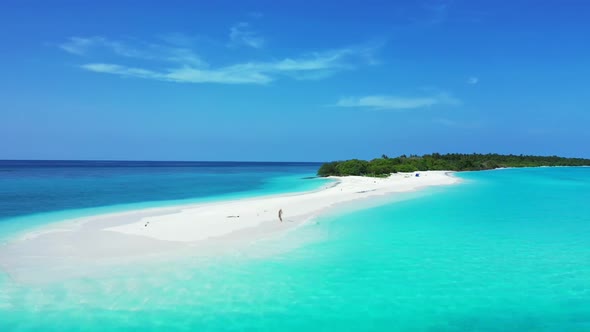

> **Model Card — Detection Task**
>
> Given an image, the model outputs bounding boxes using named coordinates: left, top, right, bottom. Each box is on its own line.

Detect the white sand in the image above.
left=0, top=171, right=459, bottom=282
left=107, top=171, right=458, bottom=241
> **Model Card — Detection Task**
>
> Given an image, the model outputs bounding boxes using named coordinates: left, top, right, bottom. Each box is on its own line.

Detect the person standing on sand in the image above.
left=278, top=209, right=283, bottom=222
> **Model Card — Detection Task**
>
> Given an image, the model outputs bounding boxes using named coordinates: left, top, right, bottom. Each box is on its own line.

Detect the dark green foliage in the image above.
left=367, top=158, right=396, bottom=175
left=317, top=161, right=340, bottom=177
left=335, top=159, right=369, bottom=176
left=317, top=153, right=590, bottom=177
left=393, top=163, right=418, bottom=173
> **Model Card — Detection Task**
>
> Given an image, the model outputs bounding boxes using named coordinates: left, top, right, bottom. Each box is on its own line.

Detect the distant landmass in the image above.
left=317, top=153, right=590, bottom=177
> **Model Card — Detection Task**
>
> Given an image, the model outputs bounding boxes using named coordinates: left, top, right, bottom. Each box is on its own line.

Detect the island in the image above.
left=317, top=153, right=590, bottom=177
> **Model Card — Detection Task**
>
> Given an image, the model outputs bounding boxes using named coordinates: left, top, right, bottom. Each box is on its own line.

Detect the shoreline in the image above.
left=8, top=177, right=342, bottom=242
left=0, top=173, right=334, bottom=243
left=0, top=171, right=459, bottom=283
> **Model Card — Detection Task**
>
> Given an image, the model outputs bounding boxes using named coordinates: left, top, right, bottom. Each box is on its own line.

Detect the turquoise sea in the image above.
left=0, top=161, right=329, bottom=241
left=1, top=163, right=590, bottom=331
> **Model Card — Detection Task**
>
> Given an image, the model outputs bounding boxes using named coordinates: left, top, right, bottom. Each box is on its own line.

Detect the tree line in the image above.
left=317, top=153, right=590, bottom=177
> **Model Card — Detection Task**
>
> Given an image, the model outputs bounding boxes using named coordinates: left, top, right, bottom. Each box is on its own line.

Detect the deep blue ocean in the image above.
left=1, top=163, right=590, bottom=331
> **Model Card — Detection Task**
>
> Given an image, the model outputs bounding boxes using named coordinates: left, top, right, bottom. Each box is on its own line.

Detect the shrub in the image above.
left=393, top=164, right=418, bottom=172
left=367, top=158, right=395, bottom=175
left=335, top=159, right=369, bottom=176
left=317, top=161, right=340, bottom=177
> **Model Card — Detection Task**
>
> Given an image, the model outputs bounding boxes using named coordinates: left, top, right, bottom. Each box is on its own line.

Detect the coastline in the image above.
left=0, top=171, right=333, bottom=243
left=0, top=171, right=459, bottom=282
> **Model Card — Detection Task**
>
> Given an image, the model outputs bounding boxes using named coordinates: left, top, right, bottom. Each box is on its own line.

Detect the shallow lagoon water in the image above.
left=1, top=166, right=590, bottom=331
left=0, top=161, right=330, bottom=241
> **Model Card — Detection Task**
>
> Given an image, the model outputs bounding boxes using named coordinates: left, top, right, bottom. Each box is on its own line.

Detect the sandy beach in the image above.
left=0, top=171, right=458, bottom=282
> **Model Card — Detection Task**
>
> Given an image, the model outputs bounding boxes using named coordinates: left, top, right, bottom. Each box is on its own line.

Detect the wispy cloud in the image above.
left=229, top=22, right=265, bottom=49
left=81, top=63, right=272, bottom=84
left=60, top=35, right=380, bottom=85
left=467, top=76, right=479, bottom=84
left=60, top=36, right=147, bottom=58
left=60, top=36, right=206, bottom=66
left=434, top=117, right=480, bottom=129
left=60, top=37, right=98, bottom=55
left=81, top=64, right=162, bottom=80
left=334, top=93, right=461, bottom=110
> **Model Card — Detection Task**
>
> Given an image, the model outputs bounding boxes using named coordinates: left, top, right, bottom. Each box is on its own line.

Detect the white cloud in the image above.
left=60, top=36, right=143, bottom=57
left=229, top=22, right=265, bottom=49
left=335, top=93, right=461, bottom=110
left=467, top=76, right=479, bottom=84
left=81, top=63, right=272, bottom=84
left=80, top=64, right=162, bottom=80
left=59, top=37, right=96, bottom=55
left=166, top=65, right=273, bottom=84
left=79, top=47, right=372, bottom=85
left=62, top=34, right=379, bottom=85
left=60, top=36, right=206, bottom=66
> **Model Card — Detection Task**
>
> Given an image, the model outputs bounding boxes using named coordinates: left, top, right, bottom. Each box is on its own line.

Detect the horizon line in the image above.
left=0, top=159, right=327, bottom=163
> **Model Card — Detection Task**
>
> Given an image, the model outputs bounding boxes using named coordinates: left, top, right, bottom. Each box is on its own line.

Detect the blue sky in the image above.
left=1, top=1, right=589, bottom=161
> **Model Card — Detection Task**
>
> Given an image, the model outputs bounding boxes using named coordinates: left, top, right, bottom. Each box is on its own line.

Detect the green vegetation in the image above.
left=317, top=153, right=590, bottom=177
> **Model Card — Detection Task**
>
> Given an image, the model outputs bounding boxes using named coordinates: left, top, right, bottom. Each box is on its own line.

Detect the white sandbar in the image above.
left=0, top=171, right=458, bottom=282
left=107, top=171, right=458, bottom=241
